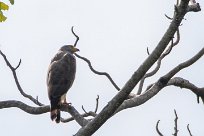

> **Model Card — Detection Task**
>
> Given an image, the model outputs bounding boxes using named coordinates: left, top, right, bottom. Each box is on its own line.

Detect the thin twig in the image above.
left=173, top=109, right=178, bottom=136
left=94, top=95, right=99, bottom=113
left=14, top=59, right=21, bottom=70
left=71, top=26, right=79, bottom=47
left=0, top=50, right=43, bottom=106
left=156, top=120, right=164, bottom=136
left=70, top=27, right=120, bottom=91
left=82, top=105, right=88, bottom=114
left=147, top=47, right=150, bottom=55
left=75, top=53, right=120, bottom=91
left=187, top=124, right=193, bottom=136
left=165, top=14, right=173, bottom=20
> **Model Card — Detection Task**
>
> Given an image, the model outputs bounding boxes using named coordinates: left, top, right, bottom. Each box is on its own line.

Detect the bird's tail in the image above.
left=50, top=98, right=61, bottom=123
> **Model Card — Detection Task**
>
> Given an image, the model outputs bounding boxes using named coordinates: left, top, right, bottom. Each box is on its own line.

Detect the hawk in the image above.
left=47, top=45, right=79, bottom=123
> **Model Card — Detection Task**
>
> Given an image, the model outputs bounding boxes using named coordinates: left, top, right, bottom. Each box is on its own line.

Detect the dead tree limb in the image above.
left=75, top=1, right=194, bottom=135
left=0, top=50, right=44, bottom=106
left=115, top=47, right=204, bottom=114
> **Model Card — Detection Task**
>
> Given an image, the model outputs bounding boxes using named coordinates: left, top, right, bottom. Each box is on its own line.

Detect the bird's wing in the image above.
left=47, top=51, right=76, bottom=100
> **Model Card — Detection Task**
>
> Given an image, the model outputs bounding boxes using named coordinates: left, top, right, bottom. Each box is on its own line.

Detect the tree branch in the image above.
left=75, top=53, right=120, bottom=91
left=61, top=111, right=97, bottom=123
left=71, top=26, right=120, bottom=91
left=115, top=47, right=204, bottom=114
left=0, top=50, right=44, bottom=106
left=0, top=100, right=89, bottom=126
left=75, top=1, right=192, bottom=135
left=167, top=77, right=204, bottom=104
left=0, top=100, right=49, bottom=114
left=137, top=28, right=180, bottom=95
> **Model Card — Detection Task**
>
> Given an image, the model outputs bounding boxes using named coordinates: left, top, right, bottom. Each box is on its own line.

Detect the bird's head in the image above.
left=60, top=45, right=79, bottom=54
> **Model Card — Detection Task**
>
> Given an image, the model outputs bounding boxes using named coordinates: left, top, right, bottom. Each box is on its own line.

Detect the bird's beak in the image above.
left=73, top=47, right=80, bottom=52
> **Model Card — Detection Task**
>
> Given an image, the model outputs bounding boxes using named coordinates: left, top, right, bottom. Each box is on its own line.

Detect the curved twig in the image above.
left=146, top=47, right=150, bottom=55
left=0, top=100, right=49, bottom=114
left=75, top=53, right=120, bottom=91
left=156, top=120, right=164, bottom=136
left=187, top=124, right=193, bottom=136
left=137, top=29, right=180, bottom=95
left=71, top=26, right=79, bottom=47
left=82, top=105, right=88, bottom=114
left=14, top=59, right=21, bottom=70
left=0, top=50, right=44, bottom=106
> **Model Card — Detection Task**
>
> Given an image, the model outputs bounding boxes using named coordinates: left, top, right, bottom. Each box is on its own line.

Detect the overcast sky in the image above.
left=0, top=0, right=204, bottom=135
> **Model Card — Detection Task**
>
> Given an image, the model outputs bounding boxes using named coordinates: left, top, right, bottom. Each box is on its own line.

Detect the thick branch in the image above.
left=115, top=47, right=204, bottom=114
left=75, top=1, right=191, bottom=135
left=167, top=77, right=204, bottom=104
left=0, top=100, right=49, bottom=114
left=61, top=104, right=89, bottom=126
left=0, top=100, right=88, bottom=126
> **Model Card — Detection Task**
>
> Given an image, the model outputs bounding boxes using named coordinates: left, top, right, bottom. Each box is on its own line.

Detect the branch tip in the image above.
left=71, top=26, right=79, bottom=47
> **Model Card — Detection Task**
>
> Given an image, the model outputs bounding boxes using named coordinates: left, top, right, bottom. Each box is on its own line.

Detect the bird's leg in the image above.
left=61, top=95, right=72, bottom=106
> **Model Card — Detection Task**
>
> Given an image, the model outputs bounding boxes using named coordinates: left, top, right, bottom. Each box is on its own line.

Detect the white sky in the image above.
left=0, top=0, right=204, bottom=135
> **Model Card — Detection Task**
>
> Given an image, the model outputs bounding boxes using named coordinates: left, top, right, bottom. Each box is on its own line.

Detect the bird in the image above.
left=46, top=45, right=79, bottom=123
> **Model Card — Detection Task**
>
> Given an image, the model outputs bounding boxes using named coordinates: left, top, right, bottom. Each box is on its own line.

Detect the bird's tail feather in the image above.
left=50, top=98, right=61, bottom=123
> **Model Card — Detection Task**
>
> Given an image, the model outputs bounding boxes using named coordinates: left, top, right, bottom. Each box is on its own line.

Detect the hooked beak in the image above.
left=73, top=47, right=80, bottom=52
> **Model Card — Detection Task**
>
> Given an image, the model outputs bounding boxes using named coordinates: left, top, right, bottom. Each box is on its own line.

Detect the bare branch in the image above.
left=75, top=1, right=192, bottom=135
left=167, top=77, right=204, bottom=104
left=164, top=48, right=204, bottom=80
left=61, top=111, right=97, bottom=123
left=0, top=50, right=44, bottom=106
left=71, top=26, right=79, bottom=47
left=156, top=120, right=164, bottom=136
left=115, top=47, right=204, bottom=114
left=187, top=124, right=193, bottom=136
left=75, top=53, right=120, bottom=91
left=137, top=28, right=180, bottom=95
left=173, top=109, right=179, bottom=136
left=0, top=100, right=49, bottom=114
left=0, top=100, right=88, bottom=126
left=61, top=104, right=89, bottom=126
left=81, top=95, right=99, bottom=116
